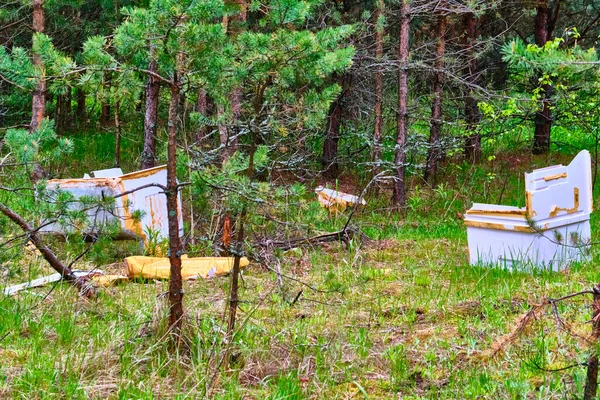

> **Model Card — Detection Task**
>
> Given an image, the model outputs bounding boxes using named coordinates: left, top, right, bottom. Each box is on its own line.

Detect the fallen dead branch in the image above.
left=0, top=201, right=96, bottom=298
left=487, top=302, right=547, bottom=358
left=485, top=284, right=600, bottom=400
left=256, top=226, right=370, bottom=251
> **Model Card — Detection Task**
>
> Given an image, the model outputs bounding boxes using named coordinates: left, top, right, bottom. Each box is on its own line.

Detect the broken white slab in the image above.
left=2, top=270, right=103, bottom=296
left=39, top=165, right=183, bottom=242
left=465, top=150, right=592, bottom=271
left=89, top=168, right=123, bottom=178
left=315, top=186, right=366, bottom=212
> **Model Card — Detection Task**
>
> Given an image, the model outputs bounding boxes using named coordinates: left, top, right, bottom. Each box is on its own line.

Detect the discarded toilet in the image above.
left=465, top=150, right=592, bottom=271
left=39, top=165, right=183, bottom=242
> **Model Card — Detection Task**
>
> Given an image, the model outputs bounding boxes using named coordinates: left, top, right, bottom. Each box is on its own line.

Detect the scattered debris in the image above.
left=3, top=270, right=102, bottom=296
left=125, top=255, right=249, bottom=280
left=91, top=274, right=129, bottom=287
left=315, top=186, right=366, bottom=213
left=465, top=150, right=592, bottom=271
left=258, top=226, right=367, bottom=251
left=39, top=165, right=183, bottom=242
left=0, top=202, right=97, bottom=298
left=3, top=256, right=249, bottom=296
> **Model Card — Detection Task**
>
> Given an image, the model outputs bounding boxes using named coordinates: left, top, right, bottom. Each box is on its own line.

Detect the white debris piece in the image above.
left=39, top=165, right=183, bottom=242
left=90, top=168, right=124, bottom=178
left=315, top=186, right=366, bottom=212
left=3, top=270, right=103, bottom=296
left=465, top=150, right=592, bottom=271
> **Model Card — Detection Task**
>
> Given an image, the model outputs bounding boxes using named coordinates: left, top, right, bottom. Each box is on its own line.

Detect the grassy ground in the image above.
left=1, top=149, right=600, bottom=399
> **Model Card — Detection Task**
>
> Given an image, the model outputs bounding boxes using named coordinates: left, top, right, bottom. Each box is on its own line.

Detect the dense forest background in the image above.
left=3, top=0, right=600, bottom=398
left=2, top=0, right=600, bottom=191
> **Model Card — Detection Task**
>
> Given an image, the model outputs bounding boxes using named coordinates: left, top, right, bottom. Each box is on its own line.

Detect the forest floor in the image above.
left=1, top=150, right=600, bottom=399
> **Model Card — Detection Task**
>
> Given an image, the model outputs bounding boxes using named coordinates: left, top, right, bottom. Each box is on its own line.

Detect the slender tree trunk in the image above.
left=167, top=53, right=184, bottom=335
left=533, top=0, right=554, bottom=154
left=114, top=100, right=121, bottom=167
left=247, top=82, right=268, bottom=178
left=55, top=94, right=64, bottom=135
left=226, top=212, right=245, bottom=343
left=100, top=73, right=112, bottom=128
left=392, top=0, right=410, bottom=208
left=322, top=91, right=343, bottom=179
left=76, top=87, right=86, bottom=123
left=220, top=0, right=247, bottom=162
left=100, top=103, right=111, bottom=127
left=372, top=0, right=385, bottom=175
left=584, top=284, right=600, bottom=400
left=463, top=12, right=481, bottom=163
left=30, top=0, right=45, bottom=132
left=196, top=87, right=209, bottom=145
left=217, top=104, right=229, bottom=164
left=424, top=4, right=446, bottom=186
left=64, top=87, right=72, bottom=131
left=56, top=92, right=69, bottom=135
left=141, top=57, right=160, bottom=169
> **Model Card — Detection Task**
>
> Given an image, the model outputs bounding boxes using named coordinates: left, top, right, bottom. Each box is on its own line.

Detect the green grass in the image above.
left=2, top=148, right=600, bottom=398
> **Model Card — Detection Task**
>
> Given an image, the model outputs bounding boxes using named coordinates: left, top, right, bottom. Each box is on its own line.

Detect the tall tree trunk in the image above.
left=584, top=285, right=600, bottom=400
left=55, top=94, right=65, bottom=135
left=141, top=57, right=160, bottom=169
left=100, top=73, right=112, bottom=128
left=167, top=53, right=184, bottom=335
left=100, top=103, right=111, bottom=127
left=463, top=12, right=481, bottom=163
left=114, top=100, right=121, bottom=167
left=226, top=211, right=245, bottom=352
left=220, top=0, right=247, bottom=162
left=392, top=0, right=410, bottom=208
left=372, top=0, right=385, bottom=175
left=532, top=0, right=558, bottom=154
left=424, top=4, right=447, bottom=186
left=64, top=87, right=72, bottom=131
left=56, top=92, right=69, bottom=135
left=322, top=89, right=343, bottom=179
left=218, top=104, right=228, bottom=164
left=30, top=0, right=45, bottom=132
left=76, top=87, right=86, bottom=123
left=196, top=87, right=209, bottom=145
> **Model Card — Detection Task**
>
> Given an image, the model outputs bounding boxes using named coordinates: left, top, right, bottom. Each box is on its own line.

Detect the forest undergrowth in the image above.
left=1, top=135, right=600, bottom=399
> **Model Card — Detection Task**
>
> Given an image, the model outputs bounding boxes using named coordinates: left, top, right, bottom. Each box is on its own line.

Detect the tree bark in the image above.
left=167, top=52, right=184, bottom=335
left=141, top=57, right=160, bottom=170
left=196, top=87, right=209, bottom=146
left=0, top=202, right=95, bottom=298
left=392, top=0, right=410, bottom=208
left=76, top=87, right=86, bottom=123
left=64, top=87, right=72, bottom=131
left=372, top=0, right=385, bottom=175
left=424, top=3, right=446, bottom=185
left=30, top=0, right=45, bottom=132
left=533, top=0, right=554, bottom=154
left=114, top=100, right=121, bottom=167
left=55, top=94, right=65, bottom=135
left=220, top=0, right=247, bottom=162
left=322, top=90, right=343, bottom=179
left=226, top=212, right=245, bottom=342
left=100, top=103, right=111, bottom=127
left=584, top=284, right=600, bottom=400
left=463, top=12, right=481, bottom=163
